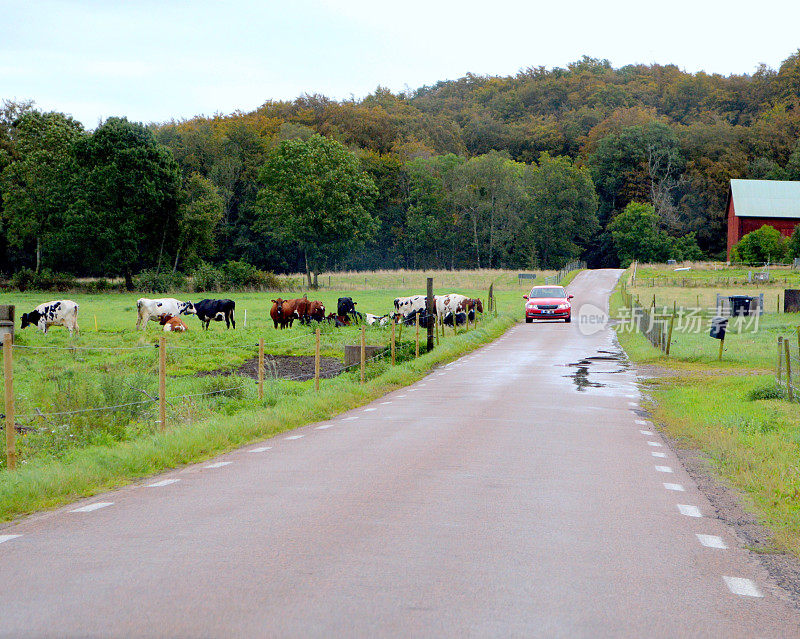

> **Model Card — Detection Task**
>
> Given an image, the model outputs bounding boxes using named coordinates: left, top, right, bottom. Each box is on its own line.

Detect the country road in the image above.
left=2, top=269, right=800, bottom=638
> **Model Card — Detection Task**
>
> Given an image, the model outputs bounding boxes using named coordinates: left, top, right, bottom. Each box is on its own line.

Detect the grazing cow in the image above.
left=193, top=299, right=236, bottom=330
left=304, top=300, right=326, bottom=323
left=279, top=296, right=310, bottom=328
left=461, top=298, right=483, bottom=314
left=20, top=300, right=79, bottom=336
left=158, top=314, right=188, bottom=333
left=270, top=298, right=286, bottom=329
left=394, top=295, right=427, bottom=321
left=136, top=298, right=196, bottom=330
left=435, top=293, right=469, bottom=317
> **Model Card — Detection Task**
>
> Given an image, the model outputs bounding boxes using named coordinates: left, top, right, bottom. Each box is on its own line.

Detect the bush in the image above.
left=732, top=225, right=788, bottom=264
left=747, top=383, right=788, bottom=401
left=193, top=260, right=284, bottom=291
left=133, top=270, right=187, bottom=293
left=192, top=262, right=223, bottom=291
left=10, top=268, right=76, bottom=292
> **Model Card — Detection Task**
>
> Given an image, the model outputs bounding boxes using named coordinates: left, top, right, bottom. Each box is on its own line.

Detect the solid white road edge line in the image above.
left=723, top=576, right=763, bottom=597
left=697, top=534, right=727, bottom=549
left=71, top=502, right=113, bottom=513
left=677, top=504, right=702, bottom=517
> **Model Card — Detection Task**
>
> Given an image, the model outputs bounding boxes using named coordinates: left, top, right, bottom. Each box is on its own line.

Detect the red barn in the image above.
left=726, top=179, right=800, bottom=260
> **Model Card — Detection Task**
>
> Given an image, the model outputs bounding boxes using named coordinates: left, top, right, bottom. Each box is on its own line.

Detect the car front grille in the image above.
left=538, top=305, right=558, bottom=310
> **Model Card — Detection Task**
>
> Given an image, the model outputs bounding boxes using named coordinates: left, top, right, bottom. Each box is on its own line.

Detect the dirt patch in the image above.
left=634, top=364, right=800, bottom=607
left=199, top=355, right=344, bottom=382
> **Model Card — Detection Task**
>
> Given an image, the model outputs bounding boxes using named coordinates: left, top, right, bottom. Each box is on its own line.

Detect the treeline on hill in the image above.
left=3, top=52, right=800, bottom=286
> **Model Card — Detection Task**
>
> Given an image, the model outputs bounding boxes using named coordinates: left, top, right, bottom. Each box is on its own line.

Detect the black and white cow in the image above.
left=402, top=308, right=435, bottom=328
left=394, top=295, right=427, bottom=321
left=20, top=300, right=80, bottom=336
left=193, top=299, right=236, bottom=330
left=136, top=298, right=196, bottom=330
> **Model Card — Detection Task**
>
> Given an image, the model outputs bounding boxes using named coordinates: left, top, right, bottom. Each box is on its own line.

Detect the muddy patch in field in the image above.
left=199, top=355, right=344, bottom=382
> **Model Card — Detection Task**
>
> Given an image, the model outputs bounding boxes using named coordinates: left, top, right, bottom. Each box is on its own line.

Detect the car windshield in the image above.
left=529, top=287, right=565, bottom=299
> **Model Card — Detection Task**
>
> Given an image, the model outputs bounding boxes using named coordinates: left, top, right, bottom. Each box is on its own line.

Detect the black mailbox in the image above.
left=710, top=316, right=728, bottom=340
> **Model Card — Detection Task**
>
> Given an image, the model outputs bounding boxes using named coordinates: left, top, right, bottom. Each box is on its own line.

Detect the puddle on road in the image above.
left=564, top=350, right=630, bottom=392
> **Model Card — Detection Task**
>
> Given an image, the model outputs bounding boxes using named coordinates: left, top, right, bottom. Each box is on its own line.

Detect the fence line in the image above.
left=545, top=260, right=586, bottom=286
left=620, top=270, right=673, bottom=354
left=776, top=333, right=800, bottom=401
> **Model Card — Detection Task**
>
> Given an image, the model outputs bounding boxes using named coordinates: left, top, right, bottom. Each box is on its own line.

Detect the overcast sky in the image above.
left=2, top=0, right=800, bottom=128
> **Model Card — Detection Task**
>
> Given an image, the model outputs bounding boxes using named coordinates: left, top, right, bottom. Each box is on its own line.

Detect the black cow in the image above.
left=337, top=297, right=357, bottom=317
left=193, top=299, right=236, bottom=330
left=443, top=311, right=467, bottom=326
left=403, top=308, right=435, bottom=328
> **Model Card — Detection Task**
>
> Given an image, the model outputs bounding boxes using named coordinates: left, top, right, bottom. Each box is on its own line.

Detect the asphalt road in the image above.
left=2, top=269, right=800, bottom=638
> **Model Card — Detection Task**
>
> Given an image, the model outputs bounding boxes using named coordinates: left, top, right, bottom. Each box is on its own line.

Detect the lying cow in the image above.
left=365, top=313, right=389, bottom=326
left=136, top=298, right=195, bottom=330
left=324, top=313, right=347, bottom=328
left=402, top=308, right=435, bottom=328
left=20, top=300, right=80, bottom=336
left=193, top=299, right=236, bottom=330
left=158, top=314, right=188, bottom=333
left=443, top=311, right=467, bottom=326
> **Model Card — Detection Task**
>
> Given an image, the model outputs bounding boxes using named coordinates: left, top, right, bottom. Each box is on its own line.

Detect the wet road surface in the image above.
left=1, top=269, right=799, bottom=637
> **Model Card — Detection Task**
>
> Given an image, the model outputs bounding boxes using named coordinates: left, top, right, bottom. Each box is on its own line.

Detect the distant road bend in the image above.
left=1, top=269, right=799, bottom=638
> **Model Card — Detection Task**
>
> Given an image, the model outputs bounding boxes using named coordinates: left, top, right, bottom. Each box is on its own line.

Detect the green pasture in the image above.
left=632, top=262, right=800, bottom=289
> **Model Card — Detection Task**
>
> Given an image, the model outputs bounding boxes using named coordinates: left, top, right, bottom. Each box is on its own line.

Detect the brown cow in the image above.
left=279, top=296, right=309, bottom=328
left=460, top=298, right=483, bottom=314
left=270, top=298, right=286, bottom=329
left=158, top=313, right=188, bottom=333
left=305, top=300, right=326, bottom=323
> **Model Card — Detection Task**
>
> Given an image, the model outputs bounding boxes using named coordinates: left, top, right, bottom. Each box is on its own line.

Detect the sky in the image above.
left=2, top=0, right=800, bottom=128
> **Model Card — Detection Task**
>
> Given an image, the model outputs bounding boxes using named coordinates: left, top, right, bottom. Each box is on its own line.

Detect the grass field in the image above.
left=614, top=266, right=800, bottom=556
left=0, top=269, right=556, bottom=521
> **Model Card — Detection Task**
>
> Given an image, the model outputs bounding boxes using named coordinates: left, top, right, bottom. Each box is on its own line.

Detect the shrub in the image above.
left=194, top=260, right=284, bottom=291
left=732, top=225, right=788, bottom=264
left=134, top=270, right=187, bottom=293
left=747, top=383, right=788, bottom=401
left=192, top=262, right=223, bottom=291
left=10, top=268, right=76, bottom=292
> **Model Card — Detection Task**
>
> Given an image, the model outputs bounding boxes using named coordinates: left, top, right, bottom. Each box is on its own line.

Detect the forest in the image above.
left=3, top=51, right=800, bottom=284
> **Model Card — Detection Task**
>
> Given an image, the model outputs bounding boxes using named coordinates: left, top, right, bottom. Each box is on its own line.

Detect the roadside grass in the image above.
left=633, top=262, right=800, bottom=288
left=615, top=272, right=800, bottom=556
left=0, top=311, right=516, bottom=522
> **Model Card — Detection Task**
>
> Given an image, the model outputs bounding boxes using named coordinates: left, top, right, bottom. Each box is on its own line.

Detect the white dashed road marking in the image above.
left=655, top=466, right=673, bottom=473
left=0, top=535, right=20, bottom=544
left=285, top=435, right=305, bottom=440
left=635, top=420, right=648, bottom=425
left=249, top=446, right=273, bottom=451
left=652, top=452, right=667, bottom=458
left=146, top=479, right=180, bottom=488
left=639, top=430, right=653, bottom=435
left=315, top=425, right=333, bottom=430
left=71, top=502, right=113, bottom=513
left=395, top=395, right=407, bottom=398
left=648, top=441, right=663, bottom=447
left=380, top=401, right=392, bottom=405
left=343, top=416, right=359, bottom=422
left=627, top=402, right=637, bottom=407
left=723, top=576, right=763, bottom=598
left=697, top=534, right=727, bottom=549
left=664, top=483, right=685, bottom=492
left=363, top=408, right=376, bottom=412
left=677, top=504, right=702, bottom=518
left=204, top=462, right=232, bottom=469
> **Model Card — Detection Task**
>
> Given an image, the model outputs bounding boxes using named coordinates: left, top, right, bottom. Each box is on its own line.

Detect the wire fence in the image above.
left=776, top=333, right=800, bottom=401
left=545, top=260, right=586, bottom=286
left=620, top=271, right=673, bottom=354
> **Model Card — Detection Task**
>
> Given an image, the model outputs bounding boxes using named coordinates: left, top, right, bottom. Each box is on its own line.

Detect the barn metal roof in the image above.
left=730, top=179, right=800, bottom=218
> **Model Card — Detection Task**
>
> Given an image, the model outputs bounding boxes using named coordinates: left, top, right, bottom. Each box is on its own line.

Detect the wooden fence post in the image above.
left=786, top=338, right=794, bottom=401
left=666, top=315, right=675, bottom=356
left=258, top=337, right=265, bottom=400
left=415, top=313, right=420, bottom=359
left=314, top=329, right=320, bottom=392
left=360, top=326, right=366, bottom=384
left=718, top=333, right=725, bottom=361
left=4, top=334, right=15, bottom=471
left=158, top=336, right=166, bottom=431
left=391, top=321, right=396, bottom=366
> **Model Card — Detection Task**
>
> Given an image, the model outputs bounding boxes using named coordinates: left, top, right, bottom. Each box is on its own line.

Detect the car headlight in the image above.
left=558, top=303, right=569, bottom=310
left=527, top=304, right=537, bottom=309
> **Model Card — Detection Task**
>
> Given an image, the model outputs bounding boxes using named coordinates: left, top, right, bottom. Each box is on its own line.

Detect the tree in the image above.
left=607, top=202, right=671, bottom=266
left=172, top=173, right=224, bottom=272
left=525, top=153, right=599, bottom=268
left=255, top=134, right=378, bottom=286
left=732, top=225, right=788, bottom=264
left=788, top=224, right=800, bottom=259
left=0, top=110, right=85, bottom=272
left=75, top=117, right=182, bottom=288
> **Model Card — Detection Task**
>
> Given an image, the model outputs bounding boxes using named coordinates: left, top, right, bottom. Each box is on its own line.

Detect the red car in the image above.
left=524, top=285, right=573, bottom=323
